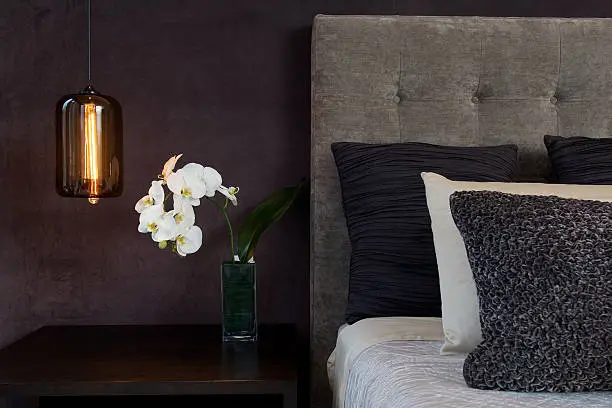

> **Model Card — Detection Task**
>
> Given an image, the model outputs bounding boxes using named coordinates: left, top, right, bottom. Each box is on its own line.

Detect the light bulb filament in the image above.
left=84, top=103, right=99, bottom=197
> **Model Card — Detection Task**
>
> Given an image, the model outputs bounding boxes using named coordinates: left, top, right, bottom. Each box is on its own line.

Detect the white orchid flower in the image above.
left=167, top=168, right=201, bottom=206
left=181, top=163, right=223, bottom=197
left=134, top=180, right=164, bottom=213
left=167, top=163, right=223, bottom=204
left=151, top=211, right=179, bottom=242
left=199, top=166, right=223, bottom=197
left=218, top=186, right=239, bottom=206
left=152, top=195, right=197, bottom=243
left=176, top=225, right=203, bottom=256
left=173, top=194, right=196, bottom=233
left=137, top=204, right=164, bottom=234
left=161, top=154, right=183, bottom=182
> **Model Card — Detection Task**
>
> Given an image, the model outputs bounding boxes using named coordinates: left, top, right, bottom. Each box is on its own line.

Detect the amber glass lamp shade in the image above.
left=56, top=85, right=123, bottom=204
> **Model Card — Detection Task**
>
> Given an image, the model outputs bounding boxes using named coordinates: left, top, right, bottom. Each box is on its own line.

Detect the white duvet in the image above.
left=328, top=317, right=612, bottom=408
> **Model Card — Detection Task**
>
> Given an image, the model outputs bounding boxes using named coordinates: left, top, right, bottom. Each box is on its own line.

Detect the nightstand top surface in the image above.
left=0, top=324, right=298, bottom=396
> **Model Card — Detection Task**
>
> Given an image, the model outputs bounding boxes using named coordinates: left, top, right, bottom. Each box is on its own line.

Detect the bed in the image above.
left=310, top=15, right=612, bottom=408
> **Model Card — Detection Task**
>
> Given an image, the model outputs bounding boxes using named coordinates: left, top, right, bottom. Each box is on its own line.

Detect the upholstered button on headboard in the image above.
left=310, top=15, right=612, bottom=408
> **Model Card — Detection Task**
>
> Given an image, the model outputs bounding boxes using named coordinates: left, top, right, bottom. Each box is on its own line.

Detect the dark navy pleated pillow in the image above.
left=331, top=142, right=518, bottom=324
left=544, top=135, right=612, bottom=184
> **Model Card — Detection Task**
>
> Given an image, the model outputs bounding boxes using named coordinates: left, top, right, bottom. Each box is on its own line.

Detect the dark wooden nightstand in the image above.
left=0, top=325, right=300, bottom=408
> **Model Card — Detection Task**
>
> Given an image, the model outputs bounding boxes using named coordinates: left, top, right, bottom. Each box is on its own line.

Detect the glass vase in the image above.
left=221, top=262, right=257, bottom=342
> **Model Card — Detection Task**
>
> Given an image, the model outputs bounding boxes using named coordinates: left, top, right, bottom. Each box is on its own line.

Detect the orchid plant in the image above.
left=135, top=154, right=302, bottom=263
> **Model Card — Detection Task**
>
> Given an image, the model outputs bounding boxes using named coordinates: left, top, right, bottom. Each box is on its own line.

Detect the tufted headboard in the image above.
left=310, top=14, right=612, bottom=408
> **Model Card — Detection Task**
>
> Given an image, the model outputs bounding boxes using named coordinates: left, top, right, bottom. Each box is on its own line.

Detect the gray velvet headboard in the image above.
left=309, top=15, right=612, bottom=408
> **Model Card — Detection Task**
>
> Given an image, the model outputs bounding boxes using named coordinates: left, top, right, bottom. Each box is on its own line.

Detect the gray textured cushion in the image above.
left=450, top=191, right=612, bottom=392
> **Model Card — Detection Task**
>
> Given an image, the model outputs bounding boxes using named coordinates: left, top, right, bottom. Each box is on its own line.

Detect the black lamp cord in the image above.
left=87, top=0, right=92, bottom=85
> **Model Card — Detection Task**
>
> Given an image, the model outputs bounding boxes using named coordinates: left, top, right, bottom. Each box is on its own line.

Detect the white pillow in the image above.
left=420, top=172, right=612, bottom=355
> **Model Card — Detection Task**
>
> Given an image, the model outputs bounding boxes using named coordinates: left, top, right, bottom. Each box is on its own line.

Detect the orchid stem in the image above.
left=207, top=197, right=236, bottom=263
left=163, top=193, right=172, bottom=211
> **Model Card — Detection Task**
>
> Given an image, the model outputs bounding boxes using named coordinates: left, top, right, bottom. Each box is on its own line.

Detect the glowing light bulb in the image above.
left=83, top=103, right=100, bottom=199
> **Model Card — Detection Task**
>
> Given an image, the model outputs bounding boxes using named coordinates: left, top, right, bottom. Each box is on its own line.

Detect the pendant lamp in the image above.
left=56, top=0, right=123, bottom=205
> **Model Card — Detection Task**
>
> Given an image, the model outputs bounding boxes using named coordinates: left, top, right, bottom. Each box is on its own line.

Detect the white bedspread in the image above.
left=327, top=317, right=445, bottom=408
left=328, top=317, right=612, bottom=408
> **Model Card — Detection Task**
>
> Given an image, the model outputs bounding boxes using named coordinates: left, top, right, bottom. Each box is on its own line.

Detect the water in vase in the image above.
left=221, top=262, right=257, bottom=342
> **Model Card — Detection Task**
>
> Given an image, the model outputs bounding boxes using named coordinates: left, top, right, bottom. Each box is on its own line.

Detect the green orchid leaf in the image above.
left=236, top=181, right=303, bottom=263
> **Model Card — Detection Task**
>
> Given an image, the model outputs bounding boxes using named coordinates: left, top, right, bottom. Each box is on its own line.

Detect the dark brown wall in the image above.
left=1, top=0, right=611, bottom=347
